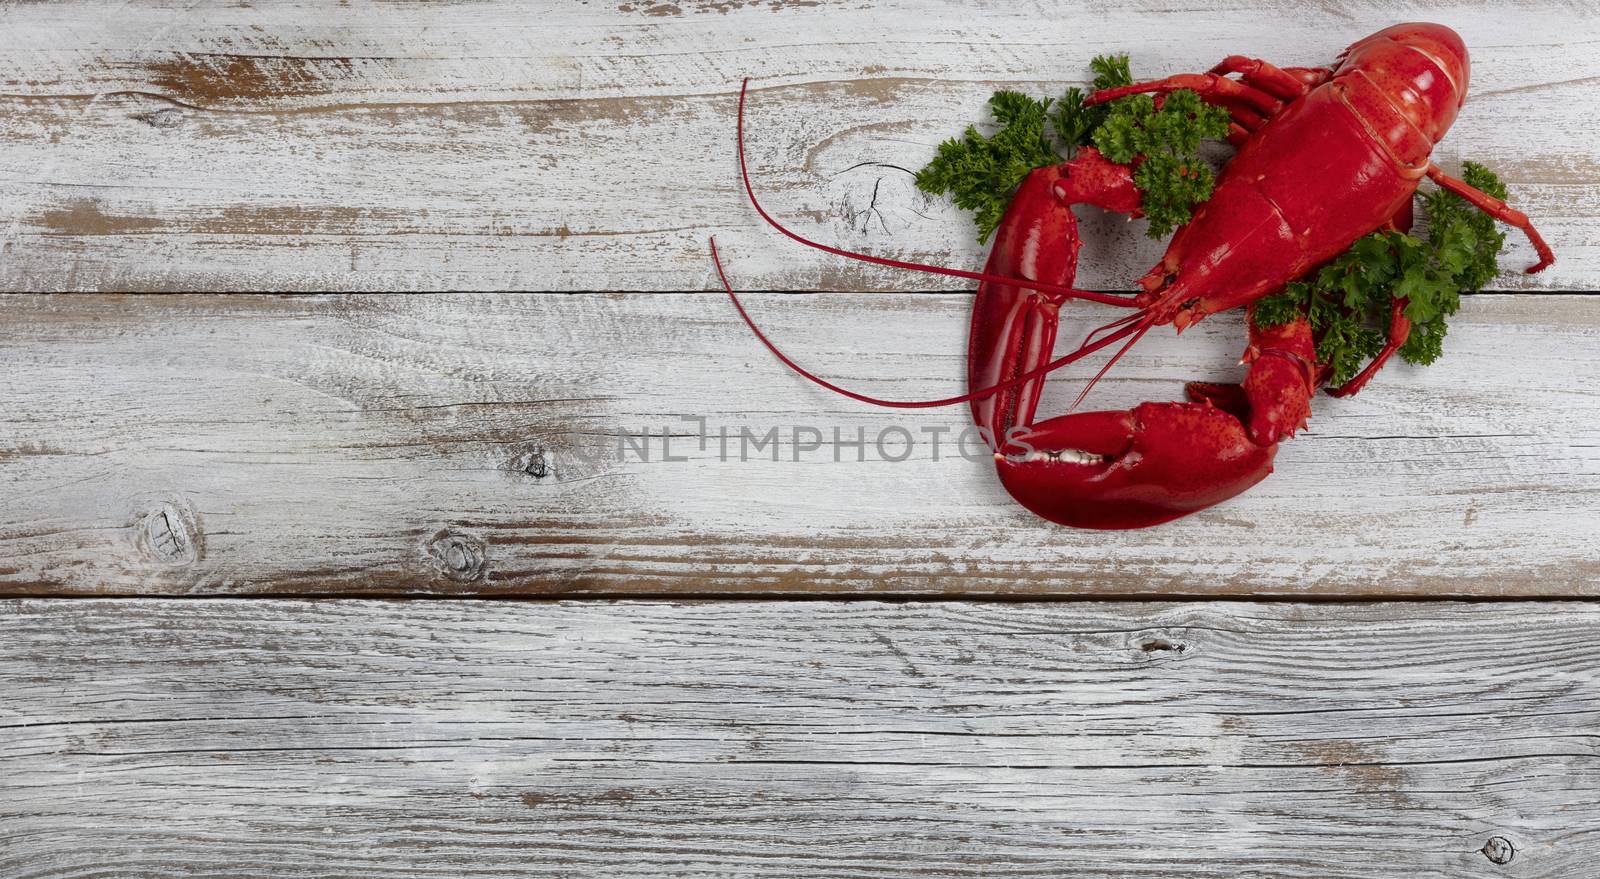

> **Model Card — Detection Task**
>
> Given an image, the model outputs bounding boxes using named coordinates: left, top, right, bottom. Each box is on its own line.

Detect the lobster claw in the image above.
left=968, top=164, right=1078, bottom=447
left=994, top=402, right=1277, bottom=529
left=992, top=311, right=1315, bottom=529
left=969, top=149, right=1142, bottom=447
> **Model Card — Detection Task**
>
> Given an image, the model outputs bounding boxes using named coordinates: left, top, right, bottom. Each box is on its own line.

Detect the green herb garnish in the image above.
left=913, top=91, right=1059, bottom=243
left=916, top=55, right=1227, bottom=242
left=1089, top=89, right=1231, bottom=237
left=1254, top=162, right=1508, bottom=386
left=1053, top=54, right=1134, bottom=148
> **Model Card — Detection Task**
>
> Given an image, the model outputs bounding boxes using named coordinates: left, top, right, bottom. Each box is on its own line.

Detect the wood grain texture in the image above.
left=3, top=598, right=1596, bottom=878
left=2, top=293, right=1596, bottom=597
left=1, top=0, right=1597, bottom=291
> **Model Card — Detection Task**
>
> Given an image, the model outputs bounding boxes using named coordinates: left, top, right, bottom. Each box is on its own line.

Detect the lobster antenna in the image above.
left=734, top=78, right=1141, bottom=310
left=1080, top=308, right=1149, bottom=348
left=1069, top=319, right=1151, bottom=411
left=712, top=236, right=1141, bottom=409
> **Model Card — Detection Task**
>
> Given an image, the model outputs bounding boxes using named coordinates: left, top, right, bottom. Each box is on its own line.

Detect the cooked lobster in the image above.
left=715, top=23, right=1554, bottom=529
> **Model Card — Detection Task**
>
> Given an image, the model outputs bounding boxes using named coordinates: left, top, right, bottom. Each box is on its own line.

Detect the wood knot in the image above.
left=508, top=448, right=551, bottom=480
left=426, top=529, right=486, bottom=582
left=524, top=450, right=549, bottom=479
left=1480, top=836, right=1514, bottom=865
left=133, top=108, right=186, bottom=129
left=135, top=502, right=201, bottom=566
left=1132, top=629, right=1191, bottom=661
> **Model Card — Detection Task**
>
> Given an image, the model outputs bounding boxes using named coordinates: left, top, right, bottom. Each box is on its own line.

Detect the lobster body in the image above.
left=1145, top=24, right=1466, bottom=329
left=970, top=23, right=1552, bottom=528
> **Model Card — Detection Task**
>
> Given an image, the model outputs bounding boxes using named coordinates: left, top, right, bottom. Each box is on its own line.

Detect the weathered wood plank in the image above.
left=2, top=598, right=1594, bottom=877
left=1, top=294, right=1596, bottom=597
left=1, top=0, right=1596, bottom=290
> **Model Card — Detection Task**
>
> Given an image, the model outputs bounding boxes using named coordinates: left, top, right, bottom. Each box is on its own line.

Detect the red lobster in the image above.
left=715, top=23, right=1554, bottom=528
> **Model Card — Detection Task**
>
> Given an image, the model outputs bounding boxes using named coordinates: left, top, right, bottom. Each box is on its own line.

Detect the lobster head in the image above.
left=1337, top=23, right=1471, bottom=143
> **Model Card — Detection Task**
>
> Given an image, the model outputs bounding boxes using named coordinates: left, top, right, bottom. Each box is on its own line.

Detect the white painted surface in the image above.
left=2, top=598, right=1591, bottom=878
left=0, top=0, right=1594, bottom=290
left=3, top=4, right=1597, bottom=874
left=1, top=294, right=1595, bottom=596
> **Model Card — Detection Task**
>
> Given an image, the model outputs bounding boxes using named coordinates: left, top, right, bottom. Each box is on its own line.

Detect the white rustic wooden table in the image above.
left=2, top=1, right=1598, bottom=876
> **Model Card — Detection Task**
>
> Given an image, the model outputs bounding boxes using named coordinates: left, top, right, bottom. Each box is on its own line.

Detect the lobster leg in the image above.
left=1086, top=73, right=1282, bottom=123
left=1328, top=296, right=1411, bottom=398
left=1425, top=164, right=1556, bottom=273
left=1208, top=56, right=1324, bottom=100
left=1324, top=200, right=1418, bottom=398
left=1088, top=56, right=1330, bottom=137
left=1282, top=66, right=1335, bottom=88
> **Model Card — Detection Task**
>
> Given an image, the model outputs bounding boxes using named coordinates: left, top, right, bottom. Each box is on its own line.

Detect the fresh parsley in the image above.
left=913, top=91, right=1059, bottom=243
left=915, top=55, right=1227, bottom=242
left=1090, top=89, right=1231, bottom=237
left=1254, top=162, right=1509, bottom=386
left=1053, top=55, right=1134, bottom=148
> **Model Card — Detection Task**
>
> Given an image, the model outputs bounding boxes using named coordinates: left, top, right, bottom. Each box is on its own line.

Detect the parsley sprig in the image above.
left=1091, top=90, right=1231, bottom=237
left=1054, top=55, right=1134, bottom=147
left=915, top=55, right=1228, bottom=242
left=913, top=91, right=1059, bottom=243
left=1254, top=162, right=1508, bottom=386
